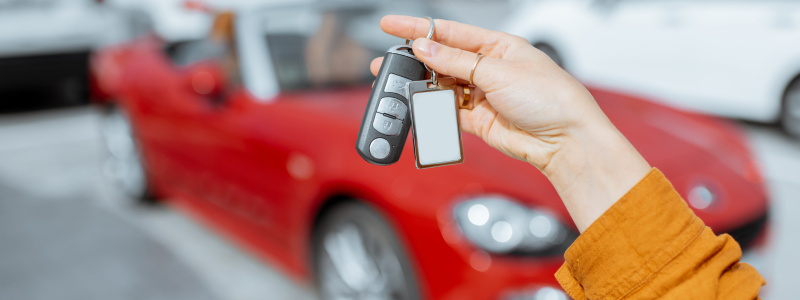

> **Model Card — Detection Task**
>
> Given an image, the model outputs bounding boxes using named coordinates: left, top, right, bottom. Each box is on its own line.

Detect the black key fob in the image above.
left=356, top=45, right=427, bottom=165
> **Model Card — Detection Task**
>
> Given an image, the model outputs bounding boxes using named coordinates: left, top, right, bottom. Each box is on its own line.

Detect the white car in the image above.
left=104, top=0, right=315, bottom=43
left=502, top=0, right=800, bottom=137
left=0, top=0, right=141, bottom=106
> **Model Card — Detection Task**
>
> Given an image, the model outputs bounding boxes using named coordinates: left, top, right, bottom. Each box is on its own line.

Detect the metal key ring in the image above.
left=420, top=17, right=437, bottom=74
left=406, top=16, right=435, bottom=46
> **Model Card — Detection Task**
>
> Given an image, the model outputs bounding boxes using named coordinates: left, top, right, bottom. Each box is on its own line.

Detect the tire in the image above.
left=533, top=42, right=564, bottom=69
left=100, top=104, right=156, bottom=203
left=312, top=201, right=421, bottom=300
left=782, top=77, right=800, bottom=138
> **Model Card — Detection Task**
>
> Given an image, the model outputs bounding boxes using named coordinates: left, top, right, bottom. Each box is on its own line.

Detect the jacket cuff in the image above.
left=555, top=168, right=706, bottom=300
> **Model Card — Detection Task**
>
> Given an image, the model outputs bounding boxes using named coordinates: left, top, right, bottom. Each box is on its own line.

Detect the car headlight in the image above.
left=687, top=184, right=715, bottom=210
left=503, top=286, right=570, bottom=300
left=454, top=196, right=577, bottom=255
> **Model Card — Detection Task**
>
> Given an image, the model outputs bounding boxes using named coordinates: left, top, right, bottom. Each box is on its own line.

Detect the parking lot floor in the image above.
left=0, top=106, right=797, bottom=299
left=0, top=107, right=317, bottom=300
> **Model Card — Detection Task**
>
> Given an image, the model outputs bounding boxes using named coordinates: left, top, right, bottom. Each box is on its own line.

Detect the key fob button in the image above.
left=384, top=74, right=411, bottom=98
left=376, top=97, right=408, bottom=120
left=369, top=138, right=391, bottom=159
left=373, top=114, right=403, bottom=136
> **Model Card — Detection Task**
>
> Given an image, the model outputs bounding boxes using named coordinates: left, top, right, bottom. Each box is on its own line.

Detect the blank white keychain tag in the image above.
left=407, top=78, right=464, bottom=169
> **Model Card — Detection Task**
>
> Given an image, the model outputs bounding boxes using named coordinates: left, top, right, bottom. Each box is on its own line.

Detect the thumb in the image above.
left=412, top=38, right=500, bottom=88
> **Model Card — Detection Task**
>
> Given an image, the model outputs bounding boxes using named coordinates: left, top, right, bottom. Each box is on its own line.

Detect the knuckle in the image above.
left=510, top=35, right=529, bottom=45
left=413, top=18, right=427, bottom=39
left=441, top=20, right=453, bottom=45
left=447, top=49, right=466, bottom=75
left=439, top=19, right=460, bottom=44
left=411, top=22, right=421, bottom=38
left=450, top=49, right=464, bottom=63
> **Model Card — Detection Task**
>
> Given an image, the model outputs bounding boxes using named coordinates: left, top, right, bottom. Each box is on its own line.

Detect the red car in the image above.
left=92, top=5, right=769, bottom=300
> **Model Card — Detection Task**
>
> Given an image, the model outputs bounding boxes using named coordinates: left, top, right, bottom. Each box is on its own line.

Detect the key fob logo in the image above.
left=384, top=74, right=412, bottom=99
left=391, top=80, right=405, bottom=89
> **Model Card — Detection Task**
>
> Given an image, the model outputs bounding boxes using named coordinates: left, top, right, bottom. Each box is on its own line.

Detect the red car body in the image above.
left=91, top=33, right=768, bottom=299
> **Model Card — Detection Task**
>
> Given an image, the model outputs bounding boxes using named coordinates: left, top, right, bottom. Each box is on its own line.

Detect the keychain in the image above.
left=405, top=19, right=465, bottom=169
left=407, top=71, right=465, bottom=169
left=356, top=17, right=465, bottom=168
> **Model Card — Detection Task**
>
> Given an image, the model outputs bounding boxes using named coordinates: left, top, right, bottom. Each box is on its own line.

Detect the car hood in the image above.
left=589, top=88, right=767, bottom=231
left=591, top=88, right=755, bottom=178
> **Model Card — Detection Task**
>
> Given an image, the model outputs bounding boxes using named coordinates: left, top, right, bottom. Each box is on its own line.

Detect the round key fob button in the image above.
left=369, top=138, right=391, bottom=159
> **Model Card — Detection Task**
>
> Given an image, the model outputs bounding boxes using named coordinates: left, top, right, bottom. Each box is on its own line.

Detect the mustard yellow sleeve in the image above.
left=555, top=168, right=765, bottom=300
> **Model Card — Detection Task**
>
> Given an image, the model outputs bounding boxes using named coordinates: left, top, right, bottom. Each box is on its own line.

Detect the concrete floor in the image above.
left=0, top=106, right=797, bottom=299
left=0, top=107, right=316, bottom=300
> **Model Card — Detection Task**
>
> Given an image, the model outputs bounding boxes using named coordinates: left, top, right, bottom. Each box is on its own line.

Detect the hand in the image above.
left=371, top=16, right=651, bottom=232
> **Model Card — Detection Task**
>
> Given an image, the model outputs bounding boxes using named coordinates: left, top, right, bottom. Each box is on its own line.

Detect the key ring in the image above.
left=404, top=17, right=438, bottom=85
left=430, top=69, right=438, bottom=86
left=420, top=17, right=436, bottom=77
left=406, top=16, right=435, bottom=46
left=403, top=17, right=438, bottom=86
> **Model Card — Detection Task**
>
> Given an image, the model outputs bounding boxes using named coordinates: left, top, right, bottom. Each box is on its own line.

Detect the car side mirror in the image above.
left=185, top=61, right=226, bottom=98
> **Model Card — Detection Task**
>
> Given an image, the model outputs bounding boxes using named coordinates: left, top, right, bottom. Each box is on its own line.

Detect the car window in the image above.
left=261, top=7, right=385, bottom=91
left=265, top=34, right=311, bottom=91
left=166, top=40, right=226, bottom=66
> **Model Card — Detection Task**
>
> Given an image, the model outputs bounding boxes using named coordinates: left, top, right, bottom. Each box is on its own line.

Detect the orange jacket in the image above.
left=556, top=169, right=765, bottom=300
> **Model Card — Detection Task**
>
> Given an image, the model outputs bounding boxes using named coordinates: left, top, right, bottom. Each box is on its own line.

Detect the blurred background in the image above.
left=0, top=0, right=798, bottom=299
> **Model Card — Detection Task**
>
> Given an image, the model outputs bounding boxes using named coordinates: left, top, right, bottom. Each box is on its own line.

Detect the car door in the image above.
left=153, top=14, right=291, bottom=243
left=217, top=7, right=384, bottom=250
left=123, top=38, right=220, bottom=192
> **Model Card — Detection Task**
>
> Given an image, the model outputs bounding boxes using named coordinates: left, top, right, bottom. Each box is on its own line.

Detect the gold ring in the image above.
left=461, top=85, right=472, bottom=109
left=469, top=53, right=484, bottom=86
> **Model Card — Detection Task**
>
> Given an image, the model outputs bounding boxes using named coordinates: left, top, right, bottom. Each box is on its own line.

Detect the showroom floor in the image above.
left=0, top=106, right=797, bottom=300
left=0, top=107, right=316, bottom=300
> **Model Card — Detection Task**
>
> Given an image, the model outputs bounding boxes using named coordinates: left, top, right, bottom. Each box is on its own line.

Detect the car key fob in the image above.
left=356, top=45, right=427, bottom=165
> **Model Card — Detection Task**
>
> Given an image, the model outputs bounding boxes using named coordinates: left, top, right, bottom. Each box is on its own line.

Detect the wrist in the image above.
left=539, top=113, right=651, bottom=232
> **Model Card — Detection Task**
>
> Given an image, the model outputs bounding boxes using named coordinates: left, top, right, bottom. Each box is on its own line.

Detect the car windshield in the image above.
left=260, top=6, right=409, bottom=91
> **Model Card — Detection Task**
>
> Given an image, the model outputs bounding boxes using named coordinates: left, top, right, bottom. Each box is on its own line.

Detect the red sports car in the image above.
left=92, top=5, right=769, bottom=300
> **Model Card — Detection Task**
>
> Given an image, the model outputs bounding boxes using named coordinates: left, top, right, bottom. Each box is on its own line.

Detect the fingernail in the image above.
left=414, top=38, right=439, bottom=58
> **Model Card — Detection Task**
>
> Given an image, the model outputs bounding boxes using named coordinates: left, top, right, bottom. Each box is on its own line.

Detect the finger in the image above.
left=459, top=99, right=496, bottom=139
left=370, top=57, right=383, bottom=76
left=380, top=15, right=514, bottom=55
left=461, top=85, right=487, bottom=110
left=434, top=77, right=457, bottom=88
left=435, top=82, right=486, bottom=110
left=460, top=109, right=475, bottom=136
left=413, top=38, right=508, bottom=89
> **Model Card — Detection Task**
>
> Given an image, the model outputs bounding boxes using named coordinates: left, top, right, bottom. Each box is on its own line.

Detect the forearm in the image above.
left=542, top=110, right=651, bottom=233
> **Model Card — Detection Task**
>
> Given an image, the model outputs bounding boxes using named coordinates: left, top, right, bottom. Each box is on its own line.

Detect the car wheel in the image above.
left=533, top=42, right=564, bottom=69
left=313, top=201, right=421, bottom=300
left=100, top=104, right=154, bottom=203
left=782, top=78, right=800, bottom=138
